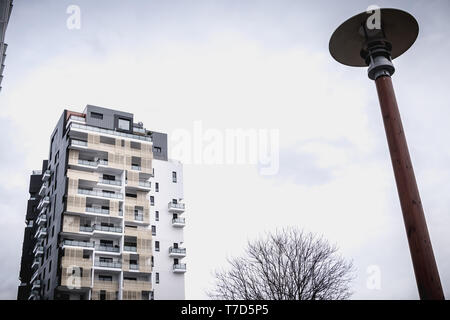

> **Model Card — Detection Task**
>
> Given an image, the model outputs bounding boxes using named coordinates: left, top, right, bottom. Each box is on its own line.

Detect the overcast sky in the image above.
left=0, top=0, right=449, bottom=299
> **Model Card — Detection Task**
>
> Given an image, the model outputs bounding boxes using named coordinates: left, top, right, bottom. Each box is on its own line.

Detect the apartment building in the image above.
left=17, top=105, right=186, bottom=300
left=0, top=0, right=13, bottom=92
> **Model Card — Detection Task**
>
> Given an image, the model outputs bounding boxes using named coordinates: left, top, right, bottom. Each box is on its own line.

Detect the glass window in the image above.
left=118, top=118, right=130, bottom=131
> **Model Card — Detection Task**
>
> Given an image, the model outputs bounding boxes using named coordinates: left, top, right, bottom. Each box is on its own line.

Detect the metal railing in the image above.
left=71, top=139, right=88, bottom=147
left=63, top=240, right=94, bottom=248
left=123, top=246, right=137, bottom=252
left=138, top=181, right=151, bottom=188
left=78, top=188, right=123, bottom=199
left=169, top=247, right=186, bottom=255
left=86, top=207, right=110, bottom=215
left=129, top=264, right=139, bottom=270
left=168, top=202, right=185, bottom=210
left=80, top=226, right=94, bottom=232
left=99, top=178, right=121, bottom=186
left=173, top=264, right=187, bottom=271
left=131, top=165, right=141, bottom=171
left=69, top=115, right=86, bottom=122
left=95, top=261, right=122, bottom=269
left=172, top=217, right=186, bottom=224
left=94, top=225, right=122, bottom=233
left=95, top=245, right=120, bottom=253
left=70, top=122, right=152, bottom=142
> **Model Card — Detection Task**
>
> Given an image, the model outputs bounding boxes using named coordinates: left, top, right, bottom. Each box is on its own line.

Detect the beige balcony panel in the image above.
left=139, top=254, right=152, bottom=273
left=62, top=214, right=81, bottom=233
left=122, top=253, right=130, bottom=272
left=122, top=290, right=145, bottom=300
left=123, top=280, right=151, bottom=292
left=93, top=280, right=119, bottom=292
left=124, top=226, right=152, bottom=239
left=91, top=290, right=118, bottom=300
left=67, top=177, right=79, bottom=194
left=137, top=239, right=152, bottom=255
left=67, top=169, right=99, bottom=182
left=109, top=200, right=121, bottom=217
left=66, top=195, right=86, bottom=214
left=68, top=150, right=80, bottom=166
left=126, top=170, right=139, bottom=188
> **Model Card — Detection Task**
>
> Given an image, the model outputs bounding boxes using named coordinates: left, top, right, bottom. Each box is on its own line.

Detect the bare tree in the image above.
left=208, top=228, right=355, bottom=300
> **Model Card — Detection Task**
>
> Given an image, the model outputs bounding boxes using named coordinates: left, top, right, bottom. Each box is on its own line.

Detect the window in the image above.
left=151, top=225, right=156, bottom=236
left=155, top=241, right=159, bottom=252
left=91, top=112, right=103, bottom=120
left=150, top=196, right=154, bottom=206
left=155, top=273, right=159, bottom=284
left=47, top=279, right=50, bottom=291
left=153, top=146, right=161, bottom=153
left=151, top=256, right=154, bottom=267
left=51, top=226, right=54, bottom=237
left=49, top=260, right=52, bottom=273
left=99, top=275, right=113, bottom=282
left=155, top=182, right=159, bottom=192
left=118, top=118, right=130, bottom=131
left=155, top=211, right=159, bottom=221
left=100, top=290, right=106, bottom=300
left=172, top=171, right=177, bottom=183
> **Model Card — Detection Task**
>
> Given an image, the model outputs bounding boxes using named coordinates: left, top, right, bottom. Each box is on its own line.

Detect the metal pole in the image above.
left=375, top=75, right=445, bottom=300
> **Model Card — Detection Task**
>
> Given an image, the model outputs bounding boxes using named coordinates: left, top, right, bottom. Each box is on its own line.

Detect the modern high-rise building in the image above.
left=0, top=0, right=13, bottom=92
left=17, top=105, right=186, bottom=300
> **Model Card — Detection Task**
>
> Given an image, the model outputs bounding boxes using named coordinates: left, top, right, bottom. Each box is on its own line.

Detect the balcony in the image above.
left=42, top=170, right=52, bottom=182
left=94, top=225, right=122, bottom=234
left=138, top=181, right=151, bottom=188
left=33, top=243, right=44, bottom=256
left=98, top=178, right=122, bottom=187
left=129, top=264, right=139, bottom=271
left=123, top=279, right=151, bottom=291
left=94, top=261, right=122, bottom=269
left=35, top=227, right=47, bottom=239
left=69, top=122, right=152, bottom=143
left=85, top=207, right=110, bottom=215
left=168, top=202, right=185, bottom=213
left=38, top=182, right=48, bottom=197
left=95, top=245, right=120, bottom=253
left=37, top=196, right=50, bottom=211
left=169, top=247, right=186, bottom=257
left=78, top=159, right=98, bottom=167
left=62, top=239, right=94, bottom=248
left=78, top=188, right=123, bottom=200
left=131, top=165, right=141, bottom=171
left=80, top=225, right=94, bottom=233
left=36, top=214, right=47, bottom=226
left=31, top=280, right=41, bottom=290
left=32, top=257, right=41, bottom=269
left=68, top=115, right=86, bottom=123
left=123, top=245, right=137, bottom=252
left=173, top=264, right=187, bottom=273
left=70, top=139, right=88, bottom=148
left=172, top=217, right=186, bottom=228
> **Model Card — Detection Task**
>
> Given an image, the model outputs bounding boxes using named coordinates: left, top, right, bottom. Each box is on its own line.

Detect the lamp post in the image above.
left=329, top=8, right=444, bottom=300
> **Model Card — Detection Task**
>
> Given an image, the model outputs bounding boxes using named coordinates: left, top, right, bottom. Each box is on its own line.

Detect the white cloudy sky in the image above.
left=1, top=0, right=449, bottom=299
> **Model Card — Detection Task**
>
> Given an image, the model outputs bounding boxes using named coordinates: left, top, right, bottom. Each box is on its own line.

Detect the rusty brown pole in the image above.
left=375, top=75, right=444, bottom=300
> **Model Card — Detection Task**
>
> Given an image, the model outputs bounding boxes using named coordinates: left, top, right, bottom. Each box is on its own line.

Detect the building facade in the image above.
left=17, top=105, right=186, bottom=300
left=0, top=0, right=13, bottom=92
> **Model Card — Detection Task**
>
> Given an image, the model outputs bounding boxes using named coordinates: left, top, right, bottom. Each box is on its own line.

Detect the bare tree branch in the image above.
left=208, top=228, right=355, bottom=300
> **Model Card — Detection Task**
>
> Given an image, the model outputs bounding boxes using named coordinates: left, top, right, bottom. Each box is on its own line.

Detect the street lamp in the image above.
left=329, top=8, right=444, bottom=300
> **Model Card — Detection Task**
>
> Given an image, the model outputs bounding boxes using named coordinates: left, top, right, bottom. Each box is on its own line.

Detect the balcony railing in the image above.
left=63, top=240, right=94, bottom=248
left=78, top=159, right=98, bottom=167
left=123, top=245, right=137, bottom=252
left=172, top=217, right=186, bottom=227
left=94, top=225, right=122, bottom=233
left=99, top=178, right=121, bottom=186
left=133, top=127, right=146, bottom=134
left=173, top=264, right=187, bottom=272
left=69, top=115, right=86, bottom=122
left=42, top=170, right=52, bottom=181
left=70, top=122, right=152, bottom=142
left=131, top=165, right=141, bottom=171
left=38, top=182, right=47, bottom=197
left=169, top=247, right=186, bottom=256
left=129, top=264, right=139, bottom=270
left=86, top=207, right=110, bottom=215
left=78, top=189, right=123, bottom=199
left=95, top=245, right=120, bottom=253
left=71, top=139, right=88, bottom=147
left=33, top=244, right=44, bottom=255
left=31, top=280, right=41, bottom=290
left=80, top=226, right=94, bottom=232
left=35, top=227, right=47, bottom=239
left=36, top=214, right=47, bottom=226
left=95, top=261, right=122, bottom=269
left=37, top=196, right=50, bottom=210
left=138, top=181, right=151, bottom=188
left=32, top=257, right=41, bottom=269
left=168, top=202, right=185, bottom=212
